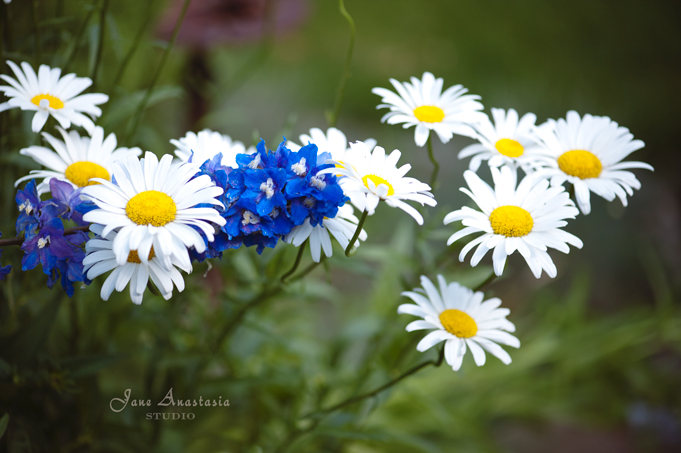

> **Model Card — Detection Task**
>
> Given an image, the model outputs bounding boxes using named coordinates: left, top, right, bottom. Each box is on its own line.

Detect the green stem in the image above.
left=112, top=0, right=156, bottom=88
left=31, top=0, right=41, bottom=61
left=0, top=225, right=90, bottom=247
left=300, top=346, right=445, bottom=420
left=91, top=0, right=109, bottom=88
left=219, top=0, right=277, bottom=101
left=289, top=255, right=325, bottom=283
left=126, top=0, right=192, bottom=140
left=344, top=210, right=368, bottom=257
left=281, top=239, right=308, bottom=283
left=64, top=9, right=95, bottom=71
left=187, top=283, right=283, bottom=395
left=146, top=280, right=162, bottom=297
left=327, top=0, right=355, bottom=128
left=426, top=133, right=439, bottom=190
left=56, top=0, right=65, bottom=18
left=473, top=272, right=497, bottom=292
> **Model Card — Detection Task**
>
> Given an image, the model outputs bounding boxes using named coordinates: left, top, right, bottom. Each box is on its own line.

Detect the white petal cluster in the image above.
left=82, top=152, right=226, bottom=302
left=15, top=126, right=141, bottom=195
left=84, top=225, right=190, bottom=304
left=321, top=141, right=437, bottom=225
left=372, top=72, right=486, bottom=146
left=399, top=275, right=520, bottom=371
left=284, top=204, right=367, bottom=262
left=286, top=127, right=376, bottom=163
left=458, top=108, right=549, bottom=172
left=171, top=129, right=254, bottom=168
left=532, top=111, right=653, bottom=214
left=445, top=166, right=582, bottom=278
left=0, top=61, right=108, bottom=132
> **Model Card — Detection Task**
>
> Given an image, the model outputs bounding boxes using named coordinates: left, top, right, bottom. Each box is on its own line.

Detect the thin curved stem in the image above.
left=91, top=0, right=109, bottom=88
left=112, top=0, right=156, bottom=88
left=64, top=9, right=95, bottom=71
left=473, top=272, right=497, bottom=292
left=281, top=240, right=308, bottom=283
left=300, top=346, right=445, bottom=420
left=31, top=0, right=41, bottom=61
left=427, top=133, right=439, bottom=190
left=146, top=280, right=162, bottom=297
left=327, top=0, right=355, bottom=128
left=344, top=210, right=368, bottom=257
left=0, top=225, right=90, bottom=247
left=289, top=255, right=325, bottom=283
left=125, top=0, right=192, bottom=140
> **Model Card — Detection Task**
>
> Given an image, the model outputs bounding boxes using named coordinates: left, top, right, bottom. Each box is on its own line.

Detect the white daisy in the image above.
left=0, top=61, right=108, bottom=133
left=533, top=111, right=653, bottom=215
left=399, top=275, right=520, bottom=371
left=14, top=126, right=141, bottom=195
left=458, top=108, right=549, bottom=172
left=82, top=152, right=226, bottom=270
left=444, top=166, right=582, bottom=278
left=171, top=129, right=255, bottom=168
left=372, top=72, right=486, bottom=147
left=284, top=204, right=368, bottom=262
left=286, top=127, right=376, bottom=163
left=319, top=141, right=437, bottom=225
left=84, top=225, right=190, bottom=304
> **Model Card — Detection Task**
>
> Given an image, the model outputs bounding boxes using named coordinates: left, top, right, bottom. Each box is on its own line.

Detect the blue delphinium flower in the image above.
left=185, top=138, right=348, bottom=260
left=0, top=233, right=12, bottom=281
left=47, top=178, right=95, bottom=226
left=46, top=231, right=88, bottom=297
left=15, top=179, right=42, bottom=235
left=284, top=143, right=347, bottom=226
left=15, top=179, right=90, bottom=296
left=215, top=139, right=295, bottom=254
left=222, top=198, right=290, bottom=254
left=21, top=217, right=75, bottom=275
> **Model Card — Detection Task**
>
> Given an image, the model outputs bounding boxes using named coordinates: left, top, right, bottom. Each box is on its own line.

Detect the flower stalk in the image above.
left=344, top=210, right=368, bottom=257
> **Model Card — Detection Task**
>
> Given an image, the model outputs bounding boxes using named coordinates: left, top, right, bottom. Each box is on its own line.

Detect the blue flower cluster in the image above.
left=15, top=179, right=95, bottom=296
left=192, top=138, right=347, bottom=259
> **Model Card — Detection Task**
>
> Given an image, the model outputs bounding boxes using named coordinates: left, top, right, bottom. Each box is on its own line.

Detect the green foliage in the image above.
left=0, top=0, right=679, bottom=452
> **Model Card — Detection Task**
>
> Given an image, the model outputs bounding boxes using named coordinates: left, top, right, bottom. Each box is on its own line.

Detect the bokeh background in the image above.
left=0, top=0, right=680, bottom=452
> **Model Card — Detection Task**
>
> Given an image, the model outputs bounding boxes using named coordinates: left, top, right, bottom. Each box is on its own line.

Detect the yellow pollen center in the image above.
left=64, top=161, right=110, bottom=187
left=489, top=205, right=534, bottom=237
left=439, top=309, right=477, bottom=338
left=125, top=190, right=177, bottom=227
left=31, top=94, right=64, bottom=109
left=413, top=105, right=445, bottom=123
left=558, top=149, right=603, bottom=179
left=127, top=247, right=156, bottom=263
left=362, top=174, right=395, bottom=196
left=495, top=138, right=524, bottom=158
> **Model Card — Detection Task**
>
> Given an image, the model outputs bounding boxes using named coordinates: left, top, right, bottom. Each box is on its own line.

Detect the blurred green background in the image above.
left=0, top=0, right=680, bottom=452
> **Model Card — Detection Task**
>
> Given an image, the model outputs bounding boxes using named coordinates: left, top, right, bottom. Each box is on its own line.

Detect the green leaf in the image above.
left=100, top=86, right=182, bottom=130
left=0, top=413, right=8, bottom=440
left=59, top=353, right=128, bottom=379
left=0, top=359, right=12, bottom=379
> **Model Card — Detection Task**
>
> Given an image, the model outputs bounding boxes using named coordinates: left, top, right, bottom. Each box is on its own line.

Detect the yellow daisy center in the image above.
left=495, top=138, right=524, bottom=158
left=362, top=174, right=395, bottom=196
left=31, top=94, right=64, bottom=109
left=125, top=190, right=177, bottom=227
left=557, top=150, right=603, bottom=179
left=413, top=105, right=445, bottom=123
left=127, top=247, right=156, bottom=264
left=439, top=309, right=477, bottom=338
left=64, top=161, right=110, bottom=187
left=489, top=205, right=533, bottom=237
